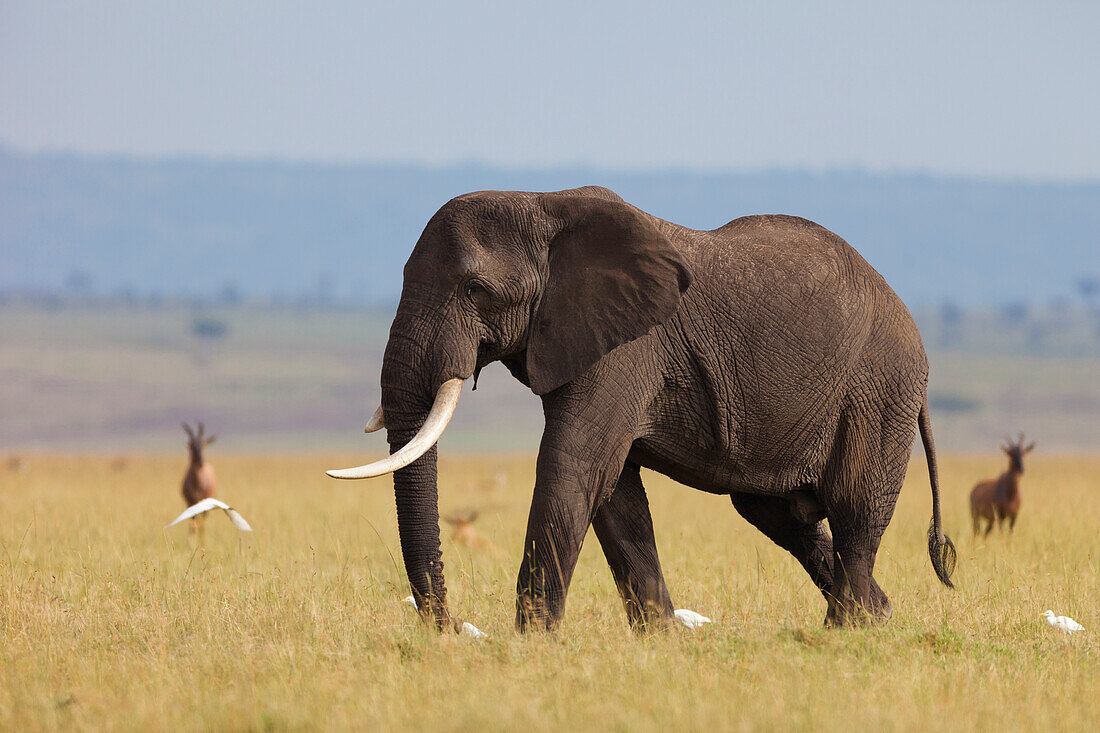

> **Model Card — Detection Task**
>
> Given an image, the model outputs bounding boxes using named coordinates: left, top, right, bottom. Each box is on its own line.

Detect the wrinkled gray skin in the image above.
left=376, top=186, right=954, bottom=633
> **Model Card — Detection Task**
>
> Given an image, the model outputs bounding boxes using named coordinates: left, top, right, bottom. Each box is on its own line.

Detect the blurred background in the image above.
left=2, top=1, right=1098, bottom=452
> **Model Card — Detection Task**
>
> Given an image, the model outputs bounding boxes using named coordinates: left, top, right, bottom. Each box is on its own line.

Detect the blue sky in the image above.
left=2, top=1, right=1098, bottom=179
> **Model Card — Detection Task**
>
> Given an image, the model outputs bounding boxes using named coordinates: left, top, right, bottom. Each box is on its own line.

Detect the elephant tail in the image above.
left=919, top=396, right=956, bottom=589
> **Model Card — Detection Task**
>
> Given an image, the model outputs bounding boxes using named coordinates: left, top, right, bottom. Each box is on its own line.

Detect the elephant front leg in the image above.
left=592, top=462, right=675, bottom=631
left=514, top=474, right=597, bottom=631
left=515, top=401, right=640, bottom=632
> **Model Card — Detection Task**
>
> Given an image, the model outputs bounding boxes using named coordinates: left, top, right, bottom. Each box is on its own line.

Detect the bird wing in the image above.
left=223, top=507, right=253, bottom=532
left=165, top=497, right=230, bottom=528
left=1059, top=616, right=1084, bottom=632
left=166, top=497, right=251, bottom=531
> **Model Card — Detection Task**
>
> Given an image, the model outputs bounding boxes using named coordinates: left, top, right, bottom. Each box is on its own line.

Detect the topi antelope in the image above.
left=443, top=509, right=498, bottom=553
left=181, top=422, right=217, bottom=535
left=970, top=433, right=1034, bottom=536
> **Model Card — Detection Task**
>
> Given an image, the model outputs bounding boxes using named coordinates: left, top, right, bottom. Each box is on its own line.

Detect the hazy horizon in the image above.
left=5, top=148, right=1097, bottom=308
left=7, top=140, right=1100, bottom=185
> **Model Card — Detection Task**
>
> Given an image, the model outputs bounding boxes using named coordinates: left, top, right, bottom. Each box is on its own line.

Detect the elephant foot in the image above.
left=515, top=594, right=558, bottom=632
left=823, top=578, right=891, bottom=627
left=674, top=608, right=712, bottom=629
left=622, top=605, right=710, bottom=632
left=620, top=596, right=674, bottom=632
left=824, top=598, right=854, bottom=628
left=868, top=579, right=892, bottom=622
left=824, top=600, right=871, bottom=628
left=404, top=596, right=487, bottom=639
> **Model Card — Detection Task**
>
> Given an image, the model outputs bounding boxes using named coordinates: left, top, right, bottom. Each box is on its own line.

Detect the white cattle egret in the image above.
left=674, top=609, right=712, bottom=629
left=459, top=622, right=489, bottom=640
left=403, top=596, right=488, bottom=639
left=1041, top=609, right=1084, bottom=634
left=165, top=497, right=252, bottom=532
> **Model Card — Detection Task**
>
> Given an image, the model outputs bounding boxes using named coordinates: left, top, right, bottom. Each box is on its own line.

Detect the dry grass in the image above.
left=1, top=453, right=1098, bottom=731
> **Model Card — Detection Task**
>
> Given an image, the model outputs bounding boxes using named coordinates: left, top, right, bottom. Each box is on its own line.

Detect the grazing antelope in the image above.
left=443, top=509, right=498, bottom=553
left=181, top=422, right=217, bottom=535
left=970, top=433, right=1034, bottom=536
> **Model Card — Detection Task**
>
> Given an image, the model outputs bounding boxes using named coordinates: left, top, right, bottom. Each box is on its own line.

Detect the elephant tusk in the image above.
left=326, top=378, right=463, bottom=480
left=363, top=405, right=385, bottom=433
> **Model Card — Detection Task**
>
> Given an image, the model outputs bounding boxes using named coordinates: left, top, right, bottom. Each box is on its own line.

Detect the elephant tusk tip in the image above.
left=326, top=466, right=387, bottom=480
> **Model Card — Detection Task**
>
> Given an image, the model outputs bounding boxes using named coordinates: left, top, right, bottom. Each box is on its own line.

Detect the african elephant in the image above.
left=328, top=186, right=956, bottom=632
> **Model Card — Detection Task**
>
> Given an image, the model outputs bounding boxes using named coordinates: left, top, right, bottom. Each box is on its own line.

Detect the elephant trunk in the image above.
left=380, top=329, right=455, bottom=630
left=391, top=437, right=450, bottom=628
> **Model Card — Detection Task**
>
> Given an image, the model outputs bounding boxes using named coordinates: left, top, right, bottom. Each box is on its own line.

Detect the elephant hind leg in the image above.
left=593, top=462, right=675, bottom=631
left=731, top=490, right=890, bottom=624
left=819, top=401, right=912, bottom=627
left=731, top=491, right=833, bottom=592
left=824, top=532, right=882, bottom=627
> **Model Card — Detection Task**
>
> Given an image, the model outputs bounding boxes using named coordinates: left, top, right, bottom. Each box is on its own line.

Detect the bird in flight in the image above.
left=165, top=497, right=253, bottom=532
left=1041, top=609, right=1084, bottom=634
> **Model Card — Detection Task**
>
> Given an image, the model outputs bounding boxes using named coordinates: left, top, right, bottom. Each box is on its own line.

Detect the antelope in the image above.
left=181, top=422, right=217, bottom=535
left=970, top=433, right=1034, bottom=536
left=443, top=509, right=498, bottom=553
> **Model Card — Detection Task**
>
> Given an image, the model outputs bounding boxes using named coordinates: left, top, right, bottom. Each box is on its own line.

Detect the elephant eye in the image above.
left=464, top=281, right=489, bottom=301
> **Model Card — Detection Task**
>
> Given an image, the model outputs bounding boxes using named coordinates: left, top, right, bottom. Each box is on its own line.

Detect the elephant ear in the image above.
left=526, top=194, right=693, bottom=395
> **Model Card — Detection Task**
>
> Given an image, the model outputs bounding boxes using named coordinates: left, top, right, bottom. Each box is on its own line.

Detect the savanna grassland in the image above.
left=2, top=452, right=1098, bottom=731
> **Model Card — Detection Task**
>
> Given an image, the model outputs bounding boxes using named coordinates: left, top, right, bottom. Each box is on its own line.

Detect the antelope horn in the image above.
left=326, top=378, right=463, bottom=480
left=363, top=405, right=385, bottom=433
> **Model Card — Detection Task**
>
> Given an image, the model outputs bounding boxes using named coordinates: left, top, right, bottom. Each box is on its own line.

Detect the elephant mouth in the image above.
left=326, top=377, right=464, bottom=479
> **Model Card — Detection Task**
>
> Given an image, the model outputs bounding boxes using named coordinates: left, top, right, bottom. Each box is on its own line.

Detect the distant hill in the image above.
left=2, top=147, right=1097, bottom=306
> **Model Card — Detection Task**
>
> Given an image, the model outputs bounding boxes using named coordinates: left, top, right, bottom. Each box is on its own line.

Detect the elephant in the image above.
left=327, top=186, right=956, bottom=633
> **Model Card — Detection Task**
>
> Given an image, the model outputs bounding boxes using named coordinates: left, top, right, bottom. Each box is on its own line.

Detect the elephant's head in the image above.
left=327, top=186, right=692, bottom=629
